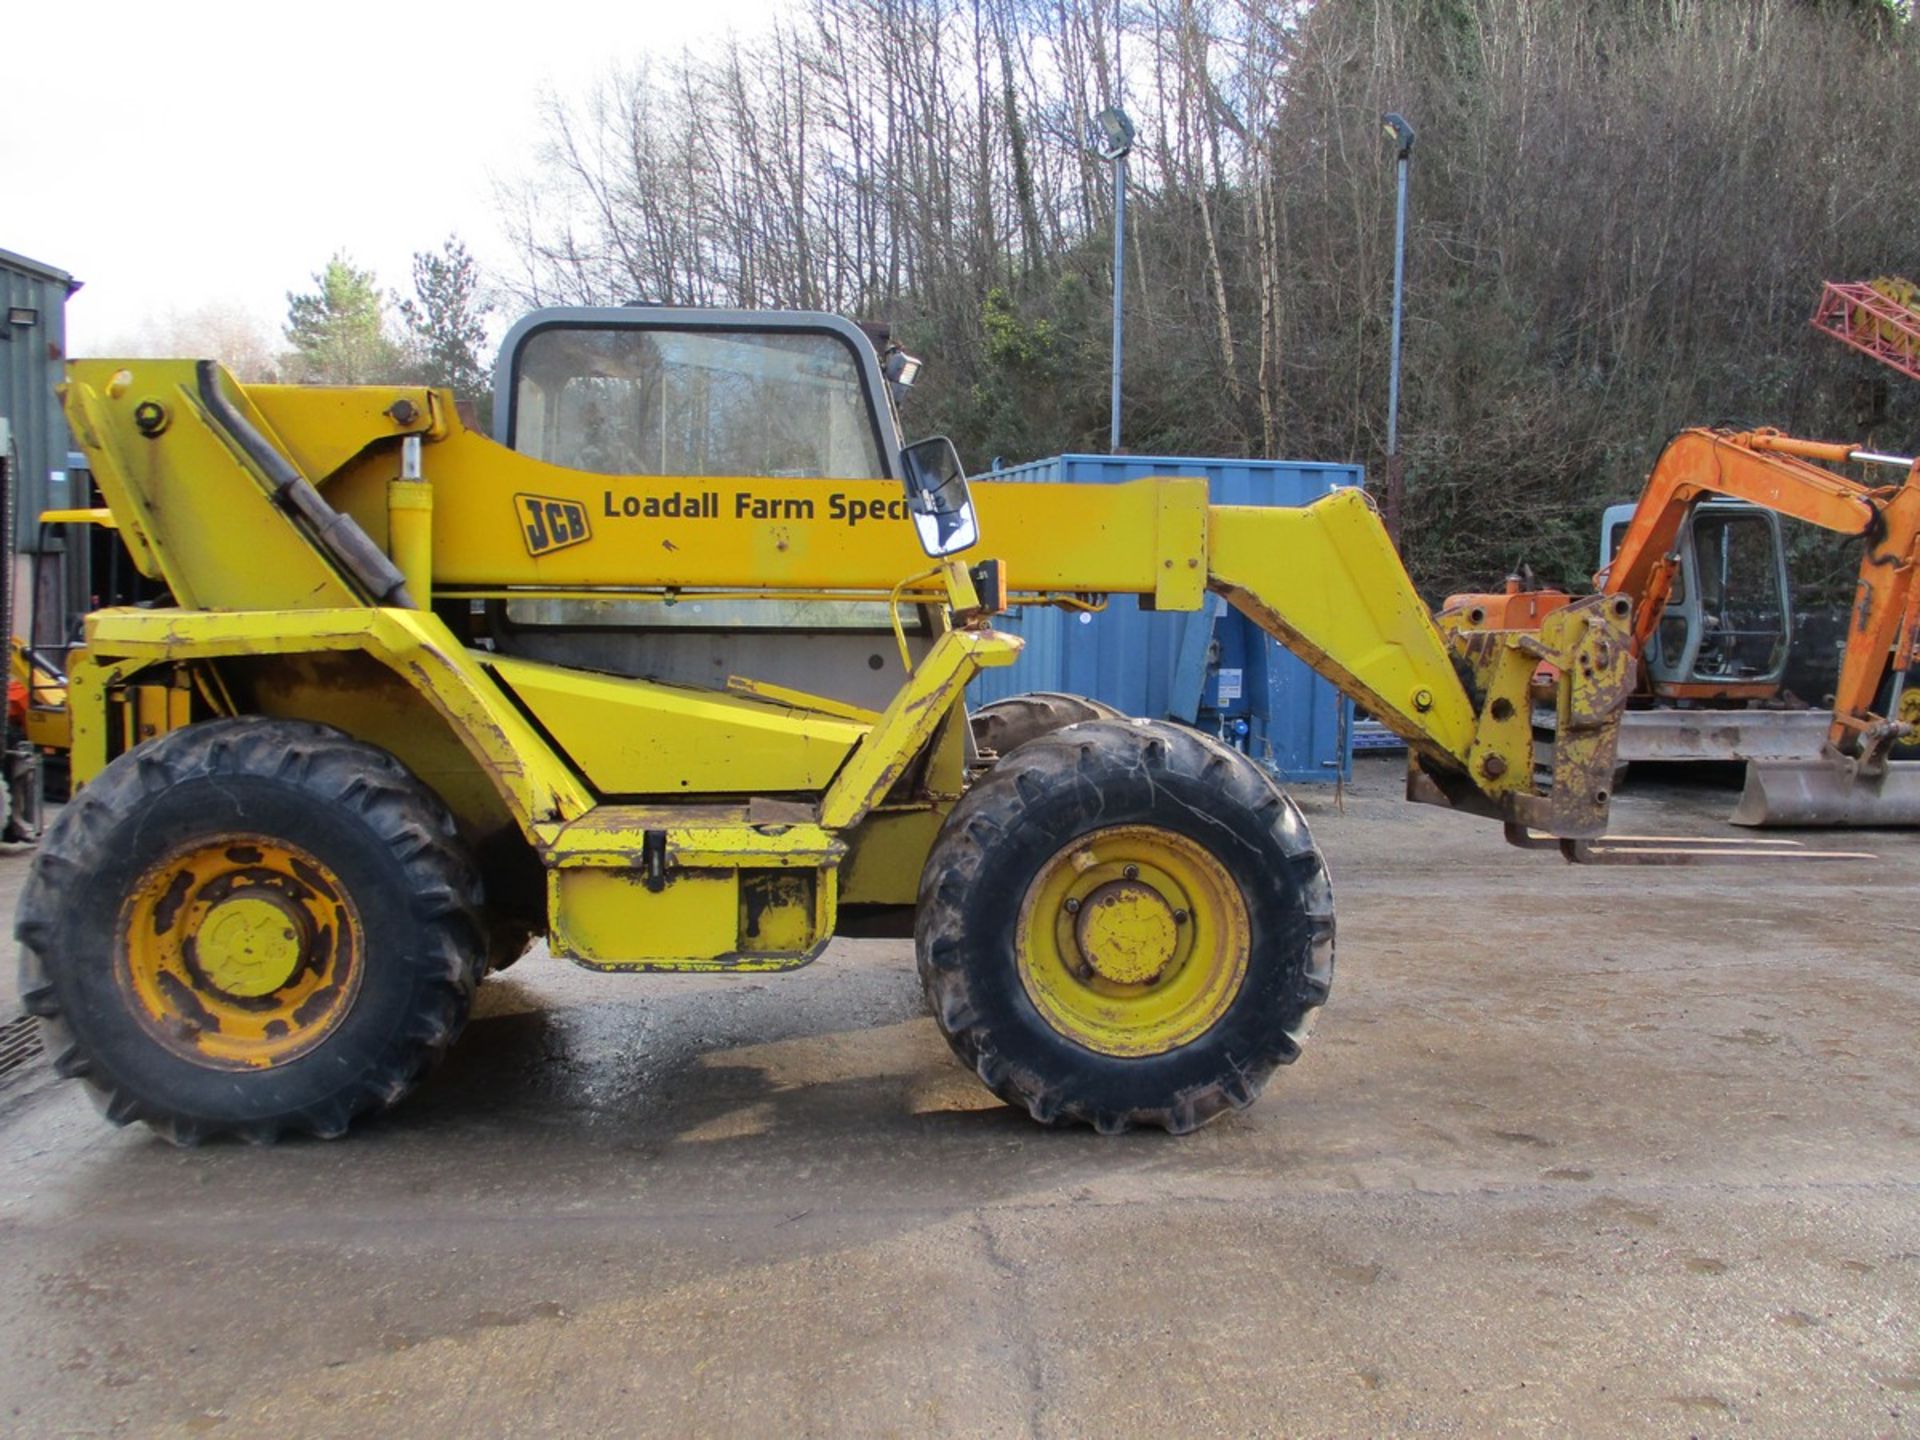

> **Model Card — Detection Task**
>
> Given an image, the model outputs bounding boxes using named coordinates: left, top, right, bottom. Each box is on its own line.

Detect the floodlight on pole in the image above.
left=1381, top=112, right=1415, bottom=546
left=1093, top=106, right=1135, bottom=161
left=1382, top=111, right=1415, bottom=160
left=1092, top=107, right=1135, bottom=452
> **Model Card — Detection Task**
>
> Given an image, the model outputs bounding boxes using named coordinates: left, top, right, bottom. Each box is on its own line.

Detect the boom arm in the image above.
left=1603, top=429, right=1920, bottom=756
left=61, top=359, right=1634, bottom=841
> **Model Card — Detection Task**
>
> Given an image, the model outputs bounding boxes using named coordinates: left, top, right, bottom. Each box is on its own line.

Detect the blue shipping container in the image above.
left=971, top=454, right=1361, bottom=784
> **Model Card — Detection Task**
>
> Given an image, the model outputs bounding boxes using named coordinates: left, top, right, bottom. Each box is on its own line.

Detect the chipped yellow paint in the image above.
left=548, top=863, right=839, bottom=971
left=63, top=362, right=363, bottom=608
left=725, top=675, right=882, bottom=724
left=1209, top=490, right=1479, bottom=769
left=1432, top=613, right=1545, bottom=800
left=76, top=606, right=593, bottom=829
left=840, top=809, right=950, bottom=905
left=1518, top=597, right=1637, bottom=839
left=818, top=627, right=1019, bottom=830
left=119, top=834, right=362, bottom=1070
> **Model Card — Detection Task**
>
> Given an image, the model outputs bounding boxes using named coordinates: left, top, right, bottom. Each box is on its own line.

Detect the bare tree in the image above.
left=499, top=0, right=1920, bottom=595
left=105, top=302, right=282, bottom=382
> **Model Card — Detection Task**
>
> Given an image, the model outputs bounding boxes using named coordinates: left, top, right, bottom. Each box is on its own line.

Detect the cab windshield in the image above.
left=503, top=319, right=899, bottom=634
left=511, top=325, right=886, bottom=481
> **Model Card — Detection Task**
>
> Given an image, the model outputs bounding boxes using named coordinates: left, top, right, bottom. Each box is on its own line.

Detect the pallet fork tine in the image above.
left=1504, top=823, right=1874, bottom=864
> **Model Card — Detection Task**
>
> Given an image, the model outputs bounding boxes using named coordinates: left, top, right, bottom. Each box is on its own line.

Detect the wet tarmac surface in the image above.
left=2, top=758, right=1918, bottom=1435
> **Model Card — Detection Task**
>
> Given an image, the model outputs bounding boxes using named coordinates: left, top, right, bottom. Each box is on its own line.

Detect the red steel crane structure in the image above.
left=1812, top=277, right=1920, bottom=383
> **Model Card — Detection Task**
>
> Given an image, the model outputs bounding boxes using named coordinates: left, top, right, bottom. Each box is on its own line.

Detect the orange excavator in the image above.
left=1445, top=427, right=1920, bottom=826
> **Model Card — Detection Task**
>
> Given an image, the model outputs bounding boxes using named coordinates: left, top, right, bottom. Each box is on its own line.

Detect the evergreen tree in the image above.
left=284, top=254, right=403, bottom=384
left=399, top=236, right=493, bottom=411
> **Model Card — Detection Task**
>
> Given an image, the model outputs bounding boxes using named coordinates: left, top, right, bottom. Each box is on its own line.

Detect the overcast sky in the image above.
left=2, top=0, right=767, bottom=351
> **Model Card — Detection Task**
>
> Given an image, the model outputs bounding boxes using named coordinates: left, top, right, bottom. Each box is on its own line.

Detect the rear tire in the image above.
left=15, top=717, right=485, bottom=1144
left=969, top=691, right=1123, bottom=759
left=917, top=719, right=1335, bottom=1134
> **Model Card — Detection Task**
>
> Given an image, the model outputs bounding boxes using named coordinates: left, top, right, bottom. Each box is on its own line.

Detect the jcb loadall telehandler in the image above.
left=25, top=307, right=1640, bottom=1143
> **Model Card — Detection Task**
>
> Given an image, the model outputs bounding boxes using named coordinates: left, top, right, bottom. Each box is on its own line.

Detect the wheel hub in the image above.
left=118, top=835, right=362, bottom=1070
left=1015, top=825, right=1250, bottom=1058
left=196, top=893, right=306, bottom=999
left=1074, top=879, right=1178, bottom=984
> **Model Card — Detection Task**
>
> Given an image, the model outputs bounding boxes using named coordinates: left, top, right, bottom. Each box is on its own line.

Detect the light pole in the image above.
left=1093, top=106, right=1135, bottom=454
left=1382, top=111, right=1415, bottom=546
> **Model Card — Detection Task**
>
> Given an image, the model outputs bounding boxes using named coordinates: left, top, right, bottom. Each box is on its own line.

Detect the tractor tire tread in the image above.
left=917, top=718, right=1333, bottom=1136
left=14, top=716, right=485, bottom=1145
left=969, top=691, right=1125, bottom=761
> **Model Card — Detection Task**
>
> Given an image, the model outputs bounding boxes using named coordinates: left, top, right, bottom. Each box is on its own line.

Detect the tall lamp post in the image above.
left=1093, top=106, right=1135, bottom=454
left=1382, top=111, right=1415, bottom=546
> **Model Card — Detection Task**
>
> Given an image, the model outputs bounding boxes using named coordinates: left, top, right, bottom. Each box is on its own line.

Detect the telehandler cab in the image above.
left=26, top=306, right=1641, bottom=1143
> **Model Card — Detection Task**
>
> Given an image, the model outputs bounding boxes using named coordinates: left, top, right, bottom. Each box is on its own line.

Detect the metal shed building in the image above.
left=0, top=247, right=82, bottom=644
left=1, top=249, right=80, bottom=534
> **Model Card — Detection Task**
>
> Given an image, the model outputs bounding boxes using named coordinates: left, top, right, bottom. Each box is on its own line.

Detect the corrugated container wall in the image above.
left=972, top=454, right=1361, bottom=784
left=0, top=249, right=80, bottom=557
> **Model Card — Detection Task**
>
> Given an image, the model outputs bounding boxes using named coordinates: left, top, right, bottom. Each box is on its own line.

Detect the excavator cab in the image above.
left=1601, top=499, right=1791, bottom=701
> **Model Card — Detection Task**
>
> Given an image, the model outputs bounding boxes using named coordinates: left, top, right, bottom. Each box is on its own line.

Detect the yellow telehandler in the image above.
left=24, top=306, right=1647, bottom=1143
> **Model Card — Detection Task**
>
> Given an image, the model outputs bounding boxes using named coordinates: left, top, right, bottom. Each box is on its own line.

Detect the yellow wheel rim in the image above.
left=1015, top=825, right=1250, bottom=1058
left=117, top=835, right=363, bottom=1070
left=1899, top=687, right=1920, bottom=734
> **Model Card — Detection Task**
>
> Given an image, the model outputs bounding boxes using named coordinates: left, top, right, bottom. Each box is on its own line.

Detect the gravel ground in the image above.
left=1, top=755, right=1916, bottom=1437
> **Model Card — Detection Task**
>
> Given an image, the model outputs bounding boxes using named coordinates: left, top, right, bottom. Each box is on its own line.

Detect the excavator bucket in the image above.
left=1731, top=758, right=1920, bottom=827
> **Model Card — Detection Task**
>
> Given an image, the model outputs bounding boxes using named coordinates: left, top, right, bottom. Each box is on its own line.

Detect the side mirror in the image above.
left=899, top=436, right=980, bottom=557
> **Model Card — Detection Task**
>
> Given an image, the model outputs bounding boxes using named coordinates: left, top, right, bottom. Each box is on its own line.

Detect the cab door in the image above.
left=1601, top=500, right=1790, bottom=700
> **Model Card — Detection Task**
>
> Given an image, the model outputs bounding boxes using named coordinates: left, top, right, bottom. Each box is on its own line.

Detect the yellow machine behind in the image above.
left=23, top=306, right=1646, bottom=1144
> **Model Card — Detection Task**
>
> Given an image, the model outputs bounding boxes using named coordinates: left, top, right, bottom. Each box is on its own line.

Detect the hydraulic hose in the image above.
left=194, top=362, right=416, bottom=608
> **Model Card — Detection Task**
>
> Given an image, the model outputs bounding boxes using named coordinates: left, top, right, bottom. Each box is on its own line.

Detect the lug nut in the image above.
left=1172, top=909, right=1189, bottom=924
left=1064, top=897, right=1081, bottom=914
left=1123, top=864, right=1139, bottom=880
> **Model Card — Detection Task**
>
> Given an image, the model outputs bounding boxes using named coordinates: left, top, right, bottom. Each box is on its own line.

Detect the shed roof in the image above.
left=0, top=247, right=82, bottom=294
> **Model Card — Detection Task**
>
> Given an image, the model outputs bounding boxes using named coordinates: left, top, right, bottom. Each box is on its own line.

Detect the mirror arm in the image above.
left=940, top=559, right=981, bottom=615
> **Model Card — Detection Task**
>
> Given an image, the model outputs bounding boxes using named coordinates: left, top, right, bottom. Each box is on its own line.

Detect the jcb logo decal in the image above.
left=516, top=493, right=591, bottom=556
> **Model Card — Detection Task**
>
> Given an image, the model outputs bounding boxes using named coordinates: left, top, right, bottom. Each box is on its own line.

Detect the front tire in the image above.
left=916, top=719, right=1334, bottom=1134
left=15, top=717, right=485, bottom=1144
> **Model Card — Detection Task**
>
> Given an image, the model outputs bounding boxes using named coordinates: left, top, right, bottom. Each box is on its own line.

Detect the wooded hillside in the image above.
left=505, top=0, right=1920, bottom=596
